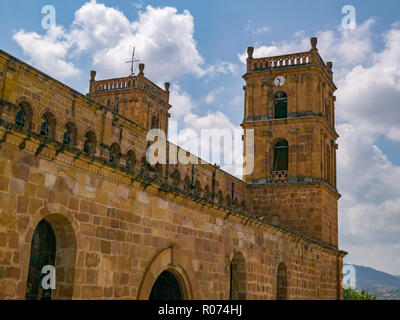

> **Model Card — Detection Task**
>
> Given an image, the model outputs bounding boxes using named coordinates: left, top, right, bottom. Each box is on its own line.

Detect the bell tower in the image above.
left=242, top=38, right=340, bottom=247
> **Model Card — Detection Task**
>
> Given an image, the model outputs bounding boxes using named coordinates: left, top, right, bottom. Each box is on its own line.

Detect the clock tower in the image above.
left=242, top=37, right=340, bottom=247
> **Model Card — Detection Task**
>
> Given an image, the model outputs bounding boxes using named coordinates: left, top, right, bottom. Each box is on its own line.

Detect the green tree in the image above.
left=344, top=288, right=376, bottom=300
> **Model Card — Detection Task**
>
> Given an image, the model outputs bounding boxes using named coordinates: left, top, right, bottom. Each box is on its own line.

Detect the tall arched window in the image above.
left=194, top=181, right=202, bottom=197
left=126, top=150, right=136, bottom=171
left=40, top=113, right=56, bottom=139
left=15, top=102, right=33, bottom=130
left=40, top=115, right=49, bottom=136
left=204, top=185, right=211, bottom=200
left=277, top=262, right=288, bottom=300
left=110, top=143, right=121, bottom=165
left=15, top=106, right=26, bottom=128
left=151, top=115, right=159, bottom=129
left=226, top=194, right=232, bottom=207
left=83, top=131, right=97, bottom=156
left=325, top=98, right=330, bottom=122
left=325, top=144, right=331, bottom=184
left=274, top=91, right=287, bottom=119
left=217, top=191, right=224, bottom=205
left=273, top=140, right=289, bottom=171
left=25, top=215, right=77, bottom=300
left=25, top=219, right=56, bottom=300
left=63, top=123, right=77, bottom=146
left=170, top=169, right=181, bottom=187
left=154, top=163, right=163, bottom=180
left=230, top=252, right=247, bottom=300
left=184, top=176, right=191, bottom=192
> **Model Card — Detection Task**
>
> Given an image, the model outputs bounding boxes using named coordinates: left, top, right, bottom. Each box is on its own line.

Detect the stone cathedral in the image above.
left=0, top=37, right=346, bottom=300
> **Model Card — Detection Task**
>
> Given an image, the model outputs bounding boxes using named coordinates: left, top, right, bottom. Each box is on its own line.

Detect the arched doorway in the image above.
left=277, top=262, right=288, bottom=300
left=137, top=247, right=194, bottom=300
left=25, top=219, right=56, bottom=300
left=149, top=270, right=183, bottom=300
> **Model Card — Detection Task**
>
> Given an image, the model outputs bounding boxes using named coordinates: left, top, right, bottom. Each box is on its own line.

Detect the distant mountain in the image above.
left=344, top=264, right=400, bottom=300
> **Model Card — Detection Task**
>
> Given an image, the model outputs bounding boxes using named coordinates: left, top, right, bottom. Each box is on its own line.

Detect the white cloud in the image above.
left=13, top=1, right=237, bottom=83
left=12, top=26, right=80, bottom=79
left=69, top=0, right=131, bottom=54
left=169, top=84, right=195, bottom=120
left=335, top=26, right=400, bottom=274
left=245, top=20, right=271, bottom=35
left=205, top=61, right=240, bottom=76
left=93, top=5, right=207, bottom=81
left=168, top=84, right=243, bottom=175
left=132, top=1, right=144, bottom=10
left=204, top=86, right=225, bottom=105
left=336, top=27, right=400, bottom=141
left=343, top=244, right=400, bottom=275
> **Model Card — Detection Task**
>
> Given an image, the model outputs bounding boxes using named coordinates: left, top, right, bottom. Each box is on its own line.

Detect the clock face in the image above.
left=274, top=76, right=285, bottom=87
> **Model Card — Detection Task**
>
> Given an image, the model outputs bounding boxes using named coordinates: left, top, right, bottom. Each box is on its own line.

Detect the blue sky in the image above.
left=1, top=0, right=400, bottom=275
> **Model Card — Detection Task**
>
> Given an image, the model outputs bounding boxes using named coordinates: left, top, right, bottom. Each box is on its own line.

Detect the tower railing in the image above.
left=250, top=52, right=311, bottom=72
left=89, top=76, right=169, bottom=102
left=271, top=170, right=288, bottom=183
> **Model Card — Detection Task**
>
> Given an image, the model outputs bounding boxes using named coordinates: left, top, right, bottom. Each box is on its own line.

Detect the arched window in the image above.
left=40, top=115, right=49, bottom=136
left=83, top=131, right=97, bottom=156
left=15, top=102, right=33, bottom=130
left=26, top=215, right=77, bottom=300
left=325, top=98, right=330, bottom=122
left=184, top=176, right=191, bottom=192
left=217, top=191, right=224, bottom=205
left=110, top=143, right=121, bottom=165
left=126, top=150, right=136, bottom=171
left=40, top=113, right=55, bottom=139
left=273, top=140, right=289, bottom=171
left=151, top=115, right=159, bottom=129
left=25, top=219, right=56, bottom=300
left=325, top=144, right=331, bottom=184
left=274, top=91, right=287, bottom=119
left=115, top=96, right=119, bottom=113
left=154, top=163, right=163, bottom=180
left=15, top=106, right=26, bottom=128
left=226, top=194, right=232, bottom=207
left=230, top=252, right=247, bottom=300
left=194, top=181, right=202, bottom=197
left=233, top=198, right=239, bottom=208
left=170, top=169, right=181, bottom=187
left=204, top=185, right=211, bottom=200
left=63, top=123, right=77, bottom=146
left=277, top=262, right=288, bottom=300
